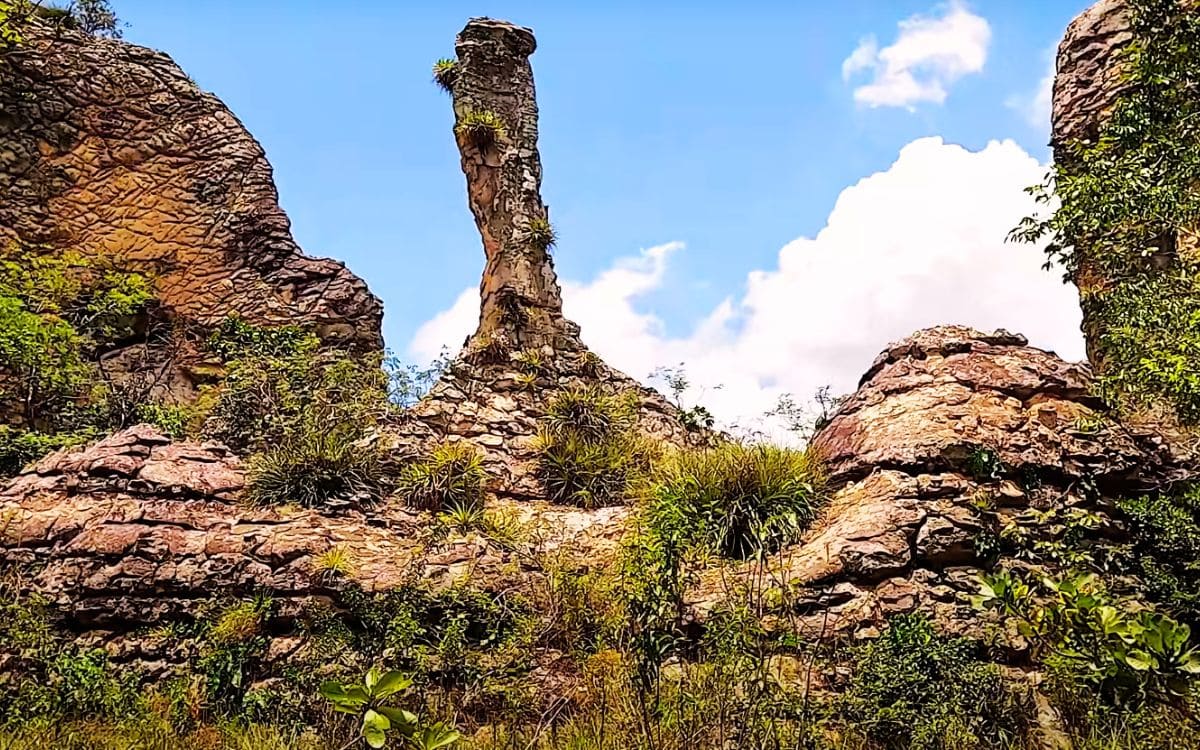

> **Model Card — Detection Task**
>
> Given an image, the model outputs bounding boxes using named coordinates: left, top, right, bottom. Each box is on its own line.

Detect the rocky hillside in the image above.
left=0, top=21, right=382, bottom=401
left=3, top=2, right=1200, bottom=750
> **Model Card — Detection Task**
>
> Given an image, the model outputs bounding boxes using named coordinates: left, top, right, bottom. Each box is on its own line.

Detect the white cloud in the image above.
left=409, top=136, right=1084, bottom=436
left=1007, top=56, right=1056, bottom=130
left=844, top=1, right=991, bottom=109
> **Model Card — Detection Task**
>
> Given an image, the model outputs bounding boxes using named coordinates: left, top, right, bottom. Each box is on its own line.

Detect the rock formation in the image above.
left=448, top=19, right=575, bottom=353
left=402, top=18, right=702, bottom=498
left=0, top=23, right=383, bottom=358
left=0, top=424, right=628, bottom=668
left=689, top=326, right=1194, bottom=639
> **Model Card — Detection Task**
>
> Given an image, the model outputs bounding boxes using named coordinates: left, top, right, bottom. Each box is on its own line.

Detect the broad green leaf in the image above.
left=373, top=671, right=413, bottom=700
left=363, top=709, right=391, bottom=749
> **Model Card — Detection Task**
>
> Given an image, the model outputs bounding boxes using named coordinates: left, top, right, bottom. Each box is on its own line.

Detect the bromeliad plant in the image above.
left=320, top=668, right=460, bottom=750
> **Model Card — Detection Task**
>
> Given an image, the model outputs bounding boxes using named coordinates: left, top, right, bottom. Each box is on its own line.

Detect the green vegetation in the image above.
left=245, top=427, right=385, bottom=509
left=432, top=58, right=457, bottom=93
left=1012, top=0, right=1200, bottom=422
left=320, top=669, right=459, bottom=750
left=396, top=441, right=485, bottom=512
left=455, top=110, right=505, bottom=149
left=525, top=218, right=557, bottom=253
left=0, top=245, right=154, bottom=474
left=840, top=614, right=1033, bottom=750
left=645, top=442, right=825, bottom=559
left=0, top=0, right=121, bottom=42
left=533, top=387, right=653, bottom=508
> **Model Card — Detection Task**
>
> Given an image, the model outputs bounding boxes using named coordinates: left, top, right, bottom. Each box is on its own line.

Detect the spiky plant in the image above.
left=456, top=109, right=506, bottom=148
left=542, top=387, right=635, bottom=445
left=527, top=218, right=558, bottom=252
left=245, top=428, right=384, bottom=509
left=432, top=58, right=458, bottom=92
left=646, top=443, right=826, bottom=559
left=441, top=501, right=485, bottom=534
left=397, top=441, right=486, bottom=512
left=313, top=544, right=355, bottom=581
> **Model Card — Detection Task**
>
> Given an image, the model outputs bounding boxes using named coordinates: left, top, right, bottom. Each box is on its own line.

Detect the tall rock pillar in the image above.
left=446, top=18, right=580, bottom=352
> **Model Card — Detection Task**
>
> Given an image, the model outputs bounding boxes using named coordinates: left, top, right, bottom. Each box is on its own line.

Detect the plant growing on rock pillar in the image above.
left=245, top=427, right=385, bottom=509
left=455, top=110, right=505, bottom=149
left=432, top=58, right=458, bottom=93
left=526, top=218, right=557, bottom=252
left=534, top=387, right=653, bottom=508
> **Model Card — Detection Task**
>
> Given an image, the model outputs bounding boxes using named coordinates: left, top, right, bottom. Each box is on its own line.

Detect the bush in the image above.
left=245, top=428, right=385, bottom=509
left=397, top=442, right=485, bottom=512
left=646, top=443, right=825, bottom=559
left=534, top=387, right=651, bottom=508
left=840, top=614, right=1032, bottom=750
left=1116, top=485, right=1200, bottom=624
left=0, top=426, right=92, bottom=477
left=200, top=318, right=395, bottom=454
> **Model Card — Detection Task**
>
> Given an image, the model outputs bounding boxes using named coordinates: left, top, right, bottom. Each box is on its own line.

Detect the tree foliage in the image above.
left=1012, top=0, right=1200, bottom=420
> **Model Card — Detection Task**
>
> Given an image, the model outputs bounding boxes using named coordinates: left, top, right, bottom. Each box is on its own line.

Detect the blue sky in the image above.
left=116, top=0, right=1091, bottom=429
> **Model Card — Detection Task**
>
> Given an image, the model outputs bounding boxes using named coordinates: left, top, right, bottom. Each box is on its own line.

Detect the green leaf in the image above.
left=373, top=671, right=413, bottom=700
left=363, top=709, right=391, bottom=749
left=411, top=724, right=461, bottom=750
left=377, top=706, right=418, bottom=735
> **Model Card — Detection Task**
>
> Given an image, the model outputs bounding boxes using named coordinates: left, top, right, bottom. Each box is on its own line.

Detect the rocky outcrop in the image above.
left=1051, top=0, right=1131, bottom=150
left=688, top=326, right=1195, bottom=639
left=0, top=23, right=382, bottom=352
left=447, top=18, right=574, bottom=353
left=0, top=425, right=629, bottom=648
left=399, top=18, right=704, bottom=497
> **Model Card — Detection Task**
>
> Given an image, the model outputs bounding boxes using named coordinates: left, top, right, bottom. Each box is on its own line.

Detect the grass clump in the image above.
left=526, top=218, right=557, bottom=252
left=534, top=387, right=652, bottom=508
left=245, top=427, right=385, bottom=509
left=456, top=109, right=505, bottom=148
left=432, top=57, right=458, bottom=92
left=646, top=442, right=825, bottom=559
left=397, top=441, right=486, bottom=512
left=840, top=613, right=1033, bottom=750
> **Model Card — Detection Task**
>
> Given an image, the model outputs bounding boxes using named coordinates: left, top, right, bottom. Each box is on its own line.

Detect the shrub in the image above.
left=645, top=443, right=825, bottom=559
left=455, top=110, right=505, bottom=148
left=1116, top=485, right=1200, bottom=624
left=432, top=58, right=457, bottom=92
left=840, top=614, right=1033, bottom=750
left=397, top=442, right=485, bottom=513
left=320, top=668, right=460, bottom=750
left=526, top=218, right=557, bottom=252
left=0, top=426, right=91, bottom=477
left=536, top=434, right=643, bottom=509
left=200, top=318, right=395, bottom=454
left=534, top=387, right=651, bottom=508
left=245, top=428, right=385, bottom=509
left=974, top=569, right=1200, bottom=708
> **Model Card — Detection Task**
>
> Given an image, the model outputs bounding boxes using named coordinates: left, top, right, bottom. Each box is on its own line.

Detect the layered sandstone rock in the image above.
left=401, top=18, right=703, bottom=497
left=0, top=425, right=629, bottom=654
left=0, top=23, right=382, bottom=352
left=688, top=326, right=1195, bottom=639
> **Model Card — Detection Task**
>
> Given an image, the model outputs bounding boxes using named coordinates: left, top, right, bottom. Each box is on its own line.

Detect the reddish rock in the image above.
left=0, top=23, right=383, bottom=357
left=688, top=326, right=1196, bottom=639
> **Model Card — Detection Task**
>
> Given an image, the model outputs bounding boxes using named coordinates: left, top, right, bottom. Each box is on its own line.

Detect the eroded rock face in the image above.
left=447, top=18, right=574, bottom=352
left=1051, top=0, right=1132, bottom=150
left=402, top=18, right=705, bottom=496
left=0, top=24, right=382, bottom=349
left=687, top=326, right=1195, bottom=639
left=0, top=426, right=629, bottom=642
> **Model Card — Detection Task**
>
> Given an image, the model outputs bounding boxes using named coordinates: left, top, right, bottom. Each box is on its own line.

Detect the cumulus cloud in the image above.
left=843, top=1, right=991, bottom=109
left=409, top=136, right=1084, bottom=435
